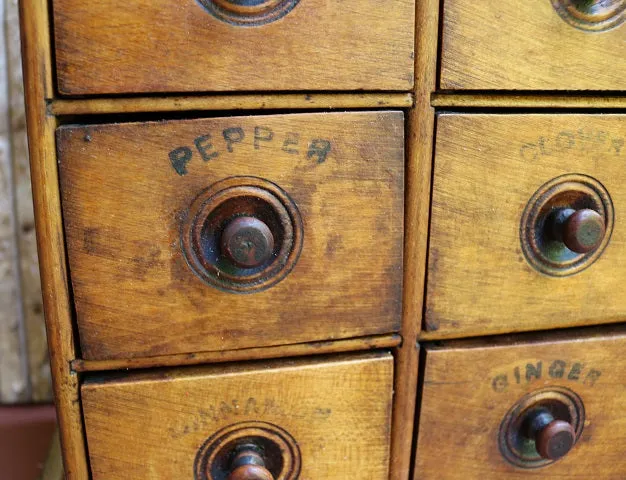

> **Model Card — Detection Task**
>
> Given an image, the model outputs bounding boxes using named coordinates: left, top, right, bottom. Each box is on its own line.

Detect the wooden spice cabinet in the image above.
left=18, top=0, right=625, bottom=479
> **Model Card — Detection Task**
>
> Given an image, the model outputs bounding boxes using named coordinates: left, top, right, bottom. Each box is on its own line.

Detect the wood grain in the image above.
left=71, top=333, right=401, bottom=372
left=425, top=114, right=626, bottom=339
left=52, top=0, right=415, bottom=95
left=390, top=0, right=440, bottom=477
left=415, top=331, right=626, bottom=479
left=440, top=0, right=625, bottom=90
left=49, top=93, right=414, bottom=116
left=19, top=0, right=89, bottom=477
left=58, top=112, right=405, bottom=360
left=431, top=93, right=626, bottom=109
left=82, top=352, right=394, bottom=480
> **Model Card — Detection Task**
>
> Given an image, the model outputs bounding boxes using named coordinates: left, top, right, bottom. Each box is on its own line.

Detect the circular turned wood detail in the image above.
left=551, top=0, right=625, bottom=32
left=194, top=421, right=301, bottom=480
left=520, top=174, right=613, bottom=277
left=499, top=387, right=585, bottom=469
left=198, top=0, right=301, bottom=26
left=181, top=177, right=303, bottom=294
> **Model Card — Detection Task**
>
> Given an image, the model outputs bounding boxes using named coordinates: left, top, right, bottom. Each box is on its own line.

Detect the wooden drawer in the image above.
left=415, top=329, right=626, bottom=479
left=426, top=114, right=625, bottom=338
left=440, top=0, right=625, bottom=90
left=82, top=352, right=394, bottom=480
left=52, top=0, right=415, bottom=95
left=58, top=112, right=404, bottom=360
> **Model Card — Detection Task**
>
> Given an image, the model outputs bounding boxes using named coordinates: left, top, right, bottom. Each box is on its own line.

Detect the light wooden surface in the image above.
left=0, top=0, right=49, bottom=404
left=82, top=352, right=394, bottom=480
left=390, top=0, right=440, bottom=477
left=440, top=0, right=625, bottom=90
left=415, top=329, right=626, bottom=479
left=49, top=93, right=414, bottom=115
left=431, top=93, right=626, bottom=109
left=424, top=114, right=626, bottom=339
left=58, top=112, right=405, bottom=360
left=72, top=333, right=401, bottom=372
left=19, top=0, right=89, bottom=476
left=53, top=0, right=415, bottom=95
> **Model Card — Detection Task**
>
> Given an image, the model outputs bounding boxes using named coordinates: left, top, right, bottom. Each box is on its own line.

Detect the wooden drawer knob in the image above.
left=227, top=448, right=275, bottom=480
left=552, top=208, right=606, bottom=254
left=228, top=465, right=274, bottom=480
left=526, top=409, right=576, bottom=461
left=221, top=216, right=275, bottom=268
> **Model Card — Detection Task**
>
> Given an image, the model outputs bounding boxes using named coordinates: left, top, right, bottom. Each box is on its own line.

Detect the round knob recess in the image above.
left=221, top=216, right=275, bottom=268
left=520, top=174, right=613, bottom=276
left=227, top=447, right=275, bottom=480
left=526, top=409, right=576, bottom=461
left=552, top=208, right=606, bottom=254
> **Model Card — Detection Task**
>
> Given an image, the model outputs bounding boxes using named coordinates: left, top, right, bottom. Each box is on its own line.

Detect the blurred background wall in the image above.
left=1, top=2, right=60, bottom=477
left=0, top=0, right=52, bottom=405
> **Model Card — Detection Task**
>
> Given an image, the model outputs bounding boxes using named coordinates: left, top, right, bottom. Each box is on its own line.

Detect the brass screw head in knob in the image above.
left=221, top=216, right=275, bottom=268
left=536, top=420, right=576, bottom=460
left=562, top=208, right=606, bottom=254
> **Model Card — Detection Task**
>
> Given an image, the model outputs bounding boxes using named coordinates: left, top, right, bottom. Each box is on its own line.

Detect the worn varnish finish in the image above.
left=58, top=112, right=404, bottom=360
left=52, top=0, right=415, bottom=95
left=19, top=0, right=89, bottom=477
left=440, top=0, right=625, bottom=90
left=49, top=93, right=414, bottom=116
left=431, top=94, right=626, bottom=110
left=82, top=352, right=394, bottom=480
left=389, top=0, right=440, bottom=477
left=425, top=114, right=626, bottom=339
left=71, top=333, right=401, bottom=372
left=415, top=330, right=626, bottom=479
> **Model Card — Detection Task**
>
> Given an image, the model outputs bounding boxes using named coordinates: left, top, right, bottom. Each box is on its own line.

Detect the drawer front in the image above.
left=415, top=332, right=626, bottom=479
left=58, top=112, right=404, bottom=360
left=82, top=352, right=393, bottom=480
left=52, top=0, right=415, bottom=95
left=426, top=114, right=625, bottom=338
left=440, top=0, right=625, bottom=90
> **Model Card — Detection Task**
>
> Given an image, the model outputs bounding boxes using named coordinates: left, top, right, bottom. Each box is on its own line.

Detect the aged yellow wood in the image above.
left=440, top=0, right=626, bottom=90
left=52, top=0, right=415, bottom=95
left=390, top=0, right=440, bottom=478
left=431, top=93, right=626, bottom=109
left=19, top=0, right=89, bottom=477
left=424, top=114, right=626, bottom=339
left=58, top=111, right=404, bottom=360
left=415, top=328, right=626, bottom=479
left=49, top=93, right=414, bottom=116
left=71, top=333, right=401, bottom=372
left=82, top=352, right=394, bottom=480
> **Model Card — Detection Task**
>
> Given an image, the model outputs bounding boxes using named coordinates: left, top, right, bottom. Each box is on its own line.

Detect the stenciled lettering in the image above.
left=491, top=359, right=602, bottom=392
left=520, top=129, right=623, bottom=161
left=168, top=126, right=333, bottom=175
